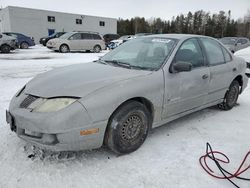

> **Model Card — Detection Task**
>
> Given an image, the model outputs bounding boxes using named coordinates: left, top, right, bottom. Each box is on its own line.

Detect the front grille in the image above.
left=20, top=95, right=38, bottom=108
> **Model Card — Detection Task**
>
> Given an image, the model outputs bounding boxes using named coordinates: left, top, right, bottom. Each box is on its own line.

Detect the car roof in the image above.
left=72, top=31, right=100, bottom=34
left=4, top=32, right=18, bottom=34
left=3, top=32, right=25, bottom=36
left=221, top=37, right=249, bottom=40
left=144, top=34, right=212, bottom=40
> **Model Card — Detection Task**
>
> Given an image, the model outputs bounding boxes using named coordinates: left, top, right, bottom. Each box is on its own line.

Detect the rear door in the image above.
left=163, top=38, right=210, bottom=118
left=81, top=33, right=92, bottom=50
left=200, top=38, right=233, bottom=103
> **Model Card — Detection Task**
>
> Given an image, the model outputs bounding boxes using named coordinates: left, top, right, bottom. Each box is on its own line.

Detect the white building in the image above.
left=0, top=6, right=117, bottom=43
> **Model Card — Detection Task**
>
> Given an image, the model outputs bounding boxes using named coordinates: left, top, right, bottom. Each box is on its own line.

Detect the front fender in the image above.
left=79, top=70, right=165, bottom=125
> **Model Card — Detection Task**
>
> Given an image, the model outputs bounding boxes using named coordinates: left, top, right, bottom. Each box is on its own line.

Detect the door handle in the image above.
left=233, top=67, right=237, bottom=72
left=202, top=74, right=209, bottom=79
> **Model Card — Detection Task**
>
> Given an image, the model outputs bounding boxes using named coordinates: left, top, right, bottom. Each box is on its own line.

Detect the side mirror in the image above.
left=172, top=61, right=192, bottom=73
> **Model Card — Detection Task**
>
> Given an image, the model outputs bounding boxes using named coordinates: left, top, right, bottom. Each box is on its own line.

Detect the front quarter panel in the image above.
left=79, top=70, right=165, bottom=127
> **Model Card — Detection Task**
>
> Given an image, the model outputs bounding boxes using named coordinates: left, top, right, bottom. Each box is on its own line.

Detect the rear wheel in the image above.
left=59, top=44, right=69, bottom=53
left=20, top=42, right=29, bottom=49
left=93, top=45, right=101, bottom=53
left=218, top=80, right=240, bottom=110
left=0, top=44, right=11, bottom=53
left=105, top=101, right=151, bottom=154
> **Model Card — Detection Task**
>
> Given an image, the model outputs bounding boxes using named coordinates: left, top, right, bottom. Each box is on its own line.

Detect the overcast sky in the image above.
left=1, top=0, right=249, bottom=20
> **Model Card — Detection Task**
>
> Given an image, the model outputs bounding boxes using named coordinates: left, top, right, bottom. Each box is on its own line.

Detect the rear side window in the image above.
left=92, top=34, right=101, bottom=40
left=221, top=47, right=232, bottom=62
left=175, top=38, right=204, bottom=68
left=200, top=38, right=225, bottom=66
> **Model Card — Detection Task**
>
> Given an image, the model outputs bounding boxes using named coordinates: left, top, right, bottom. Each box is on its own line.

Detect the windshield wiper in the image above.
left=100, top=59, right=155, bottom=71
left=104, top=60, right=132, bottom=69
left=94, top=59, right=108, bottom=65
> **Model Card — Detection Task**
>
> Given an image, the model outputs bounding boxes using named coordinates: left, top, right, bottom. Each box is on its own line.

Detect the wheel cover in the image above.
left=2, top=46, right=9, bottom=52
left=22, top=43, right=28, bottom=48
left=94, top=46, right=100, bottom=52
left=61, top=45, right=68, bottom=52
left=227, top=85, right=238, bottom=106
left=121, top=114, right=143, bottom=142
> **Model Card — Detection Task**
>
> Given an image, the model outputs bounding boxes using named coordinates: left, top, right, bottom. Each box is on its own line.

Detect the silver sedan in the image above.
left=6, top=34, right=248, bottom=154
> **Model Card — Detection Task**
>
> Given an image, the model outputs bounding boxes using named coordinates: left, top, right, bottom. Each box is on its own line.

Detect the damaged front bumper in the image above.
left=6, top=97, right=107, bottom=152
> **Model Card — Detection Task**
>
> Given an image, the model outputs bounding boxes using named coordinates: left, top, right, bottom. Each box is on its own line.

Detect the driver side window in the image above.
left=174, top=38, right=204, bottom=68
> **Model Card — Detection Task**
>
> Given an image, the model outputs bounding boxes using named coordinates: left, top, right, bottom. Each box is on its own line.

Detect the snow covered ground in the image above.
left=0, top=46, right=250, bottom=188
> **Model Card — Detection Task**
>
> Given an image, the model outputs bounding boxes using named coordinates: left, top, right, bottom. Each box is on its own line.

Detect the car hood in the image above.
left=25, top=62, right=151, bottom=98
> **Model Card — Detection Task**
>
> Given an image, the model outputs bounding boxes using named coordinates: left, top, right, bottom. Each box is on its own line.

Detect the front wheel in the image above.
left=20, top=42, right=29, bottom=49
left=105, top=101, right=151, bottom=154
left=218, top=80, right=240, bottom=110
left=59, top=44, right=69, bottom=53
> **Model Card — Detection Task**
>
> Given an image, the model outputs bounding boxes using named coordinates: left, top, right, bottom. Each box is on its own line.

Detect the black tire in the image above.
left=59, top=44, right=69, bottom=53
left=93, top=45, right=101, bottom=53
left=20, top=42, right=29, bottom=49
left=105, top=101, right=151, bottom=154
left=218, top=80, right=240, bottom=110
left=0, top=44, right=11, bottom=53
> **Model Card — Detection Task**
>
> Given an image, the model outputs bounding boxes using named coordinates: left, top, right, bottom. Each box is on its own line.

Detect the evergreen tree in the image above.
left=117, top=10, right=250, bottom=38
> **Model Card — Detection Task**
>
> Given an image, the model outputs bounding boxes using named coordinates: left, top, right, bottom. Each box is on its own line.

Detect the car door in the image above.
left=68, top=33, right=82, bottom=50
left=200, top=38, right=233, bottom=103
left=81, top=33, right=92, bottom=50
left=162, top=38, right=210, bottom=118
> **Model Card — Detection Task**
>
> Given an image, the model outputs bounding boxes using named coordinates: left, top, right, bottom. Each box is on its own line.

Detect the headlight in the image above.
left=32, top=98, right=77, bottom=112
left=47, top=41, right=54, bottom=45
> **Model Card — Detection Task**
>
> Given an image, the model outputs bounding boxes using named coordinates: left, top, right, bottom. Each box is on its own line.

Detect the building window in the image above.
left=48, top=16, right=55, bottom=22
left=76, top=19, right=82, bottom=25
left=99, top=21, right=105, bottom=27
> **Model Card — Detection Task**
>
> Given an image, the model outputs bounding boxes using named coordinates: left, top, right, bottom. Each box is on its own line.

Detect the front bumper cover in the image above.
left=7, top=96, right=107, bottom=151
